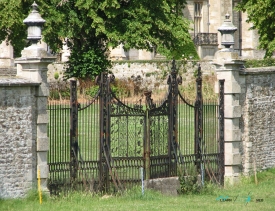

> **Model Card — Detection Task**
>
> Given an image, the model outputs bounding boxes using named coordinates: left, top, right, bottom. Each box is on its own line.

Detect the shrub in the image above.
left=85, top=86, right=100, bottom=97
left=85, top=79, right=136, bottom=98
left=49, top=81, right=70, bottom=100
left=245, top=58, right=275, bottom=68
left=179, top=175, right=201, bottom=194
left=178, top=165, right=201, bottom=194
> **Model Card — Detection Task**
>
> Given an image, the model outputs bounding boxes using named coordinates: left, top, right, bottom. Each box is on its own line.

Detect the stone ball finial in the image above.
left=23, top=2, right=46, bottom=45
left=225, top=13, right=230, bottom=19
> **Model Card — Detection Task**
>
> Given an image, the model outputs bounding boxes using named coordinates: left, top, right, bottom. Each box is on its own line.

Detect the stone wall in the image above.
left=240, top=67, right=275, bottom=174
left=0, top=79, right=39, bottom=198
left=47, top=61, right=216, bottom=90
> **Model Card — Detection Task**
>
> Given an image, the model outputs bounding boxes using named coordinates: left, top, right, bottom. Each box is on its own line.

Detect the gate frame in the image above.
left=52, top=60, right=225, bottom=193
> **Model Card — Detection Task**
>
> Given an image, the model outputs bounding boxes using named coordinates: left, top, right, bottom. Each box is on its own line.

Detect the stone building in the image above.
left=184, top=0, right=265, bottom=59
left=110, top=0, right=265, bottom=60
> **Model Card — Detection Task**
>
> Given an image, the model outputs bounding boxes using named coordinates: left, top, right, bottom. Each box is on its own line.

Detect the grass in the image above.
left=1, top=168, right=275, bottom=211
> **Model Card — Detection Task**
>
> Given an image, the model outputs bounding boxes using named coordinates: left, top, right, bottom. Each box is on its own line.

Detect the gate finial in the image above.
left=144, top=90, right=155, bottom=109
left=171, top=59, right=176, bottom=73
left=198, top=63, right=201, bottom=77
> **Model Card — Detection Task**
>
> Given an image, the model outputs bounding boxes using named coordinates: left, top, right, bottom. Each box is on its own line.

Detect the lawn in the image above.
left=1, top=168, right=275, bottom=211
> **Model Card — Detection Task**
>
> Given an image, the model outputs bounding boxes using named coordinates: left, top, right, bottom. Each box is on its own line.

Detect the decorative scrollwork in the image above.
left=196, top=64, right=202, bottom=81
left=95, top=75, right=100, bottom=85
left=144, top=90, right=156, bottom=109
left=177, top=75, right=182, bottom=85
left=110, top=97, right=144, bottom=116
left=167, top=60, right=179, bottom=89
left=109, top=73, right=115, bottom=84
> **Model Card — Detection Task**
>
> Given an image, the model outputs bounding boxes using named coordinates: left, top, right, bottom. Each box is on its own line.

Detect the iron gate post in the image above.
left=218, top=80, right=225, bottom=186
left=144, top=108, right=151, bottom=180
left=70, top=80, right=78, bottom=186
left=98, top=72, right=111, bottom=191
left=144, top=91, right=153, bottom=180
left=194, top=65, right=204, bottom=184
left=98, top=72, right=125, bottom=192
left=98, top=72, right=104, bottom=190
left=167, top=60, right=182, bottom=176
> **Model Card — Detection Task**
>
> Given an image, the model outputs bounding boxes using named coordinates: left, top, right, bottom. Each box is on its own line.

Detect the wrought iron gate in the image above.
left=47, top=60, right=225, bottom=194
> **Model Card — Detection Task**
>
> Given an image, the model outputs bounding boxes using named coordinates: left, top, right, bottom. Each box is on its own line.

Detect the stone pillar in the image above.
left=138, top=49, right=155, bottom=60
left=14, top=2, right=56, bottom=193
left=214, top=51, right=243, bottom=184
left=109, top=44, right=127, bottom=60
left=61, top=39, right=70, bottom=62
left=0, top=41, right=15, bottom=75
left=213, top=14, right=243, bottom=184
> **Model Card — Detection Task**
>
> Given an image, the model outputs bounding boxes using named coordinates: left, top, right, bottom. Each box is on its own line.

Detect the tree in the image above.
left=236, top=0, right=275, bottom=57
left=0, top=0, right=192, bottom=79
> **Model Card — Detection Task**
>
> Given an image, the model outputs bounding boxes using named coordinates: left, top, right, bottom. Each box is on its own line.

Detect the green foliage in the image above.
left=236, top=0, right=275, bottom=57
left=179, top=74, right=217, bottom=101
left=145, top=72, right=158, bottom=77
left=85, top=85, right=100, bottom=97
left=49, top=88, right=70, bottom=100
left=85, top=79, right=135, bottom=98
left=256, top=168, right=275, bottom=182
left=0, top=0, right=192, bottom=78
left=110, top=79, right=133, bottom=98
left=179, top=175, right=201, bottom=194
left=25, top=189, right=49, bottom=203
left=0, top=1, right=31, bottom=57
left=54, top=72, right=59, bottom=80
left=123, top=186, right=162, bottom=201
left=179, top=177, right=218, bottom=195
left=178, top=165, right=201, bottom=195
left=64, top=44, right=111, bottom=79
left=181, top=41, right=200, bottom=60
left=244, top=58, right=275, bottom=68
left=1, top=169, right=275, bottom=211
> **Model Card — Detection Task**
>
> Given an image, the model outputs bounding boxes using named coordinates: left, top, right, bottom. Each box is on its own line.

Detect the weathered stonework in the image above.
left=0, top=40, right=16, bottom=76
left=47, top=61, right=216, bottom=91
left=240, top=67, right=275, bottom=174
left=15, top=45, right=56, bottom=195
left=0, top=81, right=39, bottom=198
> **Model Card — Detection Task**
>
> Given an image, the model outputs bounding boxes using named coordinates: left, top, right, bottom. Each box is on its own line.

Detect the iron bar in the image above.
left=218, top=80, right=225, bottom=186
left=194, top=64, right=204, bottom=184
left=145, top=109, right=150, bottom=180
left=70, top=80, right=78, bottom=186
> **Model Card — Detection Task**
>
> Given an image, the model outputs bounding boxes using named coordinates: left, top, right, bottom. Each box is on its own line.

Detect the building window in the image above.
left=194, top=2, right=203, bottom=35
